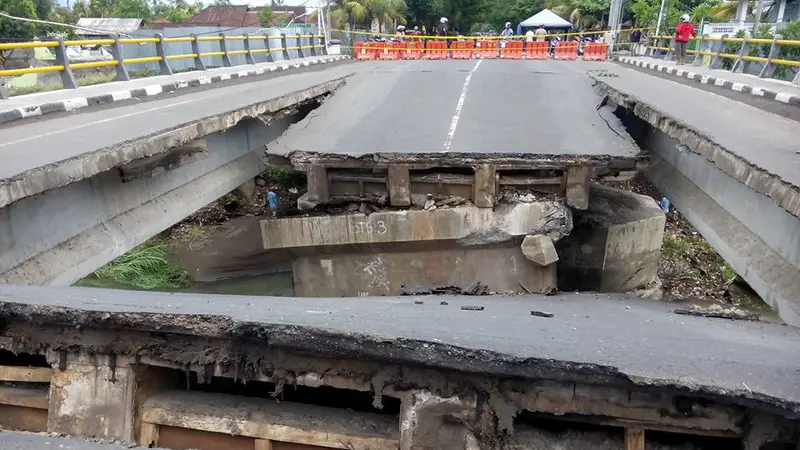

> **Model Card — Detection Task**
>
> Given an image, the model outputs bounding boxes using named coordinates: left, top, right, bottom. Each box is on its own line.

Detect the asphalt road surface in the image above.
left=271, top=59, right=640, bottom=157
left=0, top=431, right=156, bottom=449
left=2, top=285, right=799, bottom=408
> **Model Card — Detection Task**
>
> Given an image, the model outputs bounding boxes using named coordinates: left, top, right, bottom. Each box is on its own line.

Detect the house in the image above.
left=183, top=5, right=312, bottom=29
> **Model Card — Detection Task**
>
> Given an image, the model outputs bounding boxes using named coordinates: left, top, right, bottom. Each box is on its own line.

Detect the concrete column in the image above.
left=760, top=34, right=782, bottom=78
left=388, top=165, right=411, bottom=206
left=52, top=36, right=78, bottom=89
left=473, top=165, right=496, bottom=208
left=399, top=391, right=479, bottom=450
left=190, top=33, right=205, bottom=71
left=219, top=33, right=233, bottom=67
left=46, top=352, right=137, bottom=441
left=154, top=33, right=173, bottom=76
left=306, top=165, right=330, bottom=203
left=243, top=33, right=256, bottom=64
left=776, top=0, right=787, bottom=22
left=109, top=33, right=130, bottom=82
left=736, top=0, right=748, bottom=23
left=565, top=166, right=590, bottom=210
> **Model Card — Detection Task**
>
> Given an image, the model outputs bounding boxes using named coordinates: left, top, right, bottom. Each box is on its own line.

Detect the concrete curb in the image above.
left=616, top=56, right=800, bottom=108
left=0, top=55, right=351, bottom=125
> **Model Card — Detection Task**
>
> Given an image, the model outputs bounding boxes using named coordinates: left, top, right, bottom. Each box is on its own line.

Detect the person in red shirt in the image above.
left=674, top=14, right=696, bottom=65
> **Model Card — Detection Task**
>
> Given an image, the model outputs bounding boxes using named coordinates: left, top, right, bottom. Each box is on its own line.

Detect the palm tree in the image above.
left=332, top=0, right=406, bottom=31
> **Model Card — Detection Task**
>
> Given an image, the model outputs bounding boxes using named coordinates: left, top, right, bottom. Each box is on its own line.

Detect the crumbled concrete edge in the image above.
left=616, top=56, right=800, bottom=107
left=0, top=56, right=352, bottom=125
left=591, top=74, right=800, bottom=220
left=0, top=76, right=348, bottom=209
left=0, top=300, right=797, bottom=419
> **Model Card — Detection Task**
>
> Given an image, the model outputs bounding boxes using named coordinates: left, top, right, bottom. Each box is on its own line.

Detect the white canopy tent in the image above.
left=519, top=9, right=573, bottom=29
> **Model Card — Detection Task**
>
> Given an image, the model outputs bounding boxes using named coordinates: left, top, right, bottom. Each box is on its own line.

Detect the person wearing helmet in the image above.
left=437, top=17, right=449, bottom=37
left=395, top=25, right=406, bottom=41
left=410, top=25, right=421, bottom=36
left=501, top=21, right=514, bottom=37
left=674, top=14, right=696, bottom=65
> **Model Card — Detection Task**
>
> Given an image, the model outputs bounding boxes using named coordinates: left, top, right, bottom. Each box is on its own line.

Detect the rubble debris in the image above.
left=424, top=199, right=436, bottom=211
left=520, top=234, right=559, bottom=267
left=673, top=304, right=759, bottom=321
left=414, top=300, right=424, bottom=305
left=400, top=282, right=491, bottom=296
left=461, top=305, right=485, bottom=311
left=530, top=310, right=554, bottom=318
left=440, top=301, right=449, bottom=305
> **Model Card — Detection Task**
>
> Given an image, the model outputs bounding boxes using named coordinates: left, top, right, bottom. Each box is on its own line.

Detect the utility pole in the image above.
left=326, top=0, right=331, bottom=42
left=655, top=0, right=667, bottom=36
left=751, top=0, right=765, bottom=35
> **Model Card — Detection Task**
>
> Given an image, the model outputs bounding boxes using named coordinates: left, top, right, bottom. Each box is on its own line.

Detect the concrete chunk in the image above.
left=521, top=234, right=559, bottom=267
left=473, top=165, right=496, bottom=208
left=388, top=165, right=411, bottom=207
left=566, top=166, right=591, bottom=210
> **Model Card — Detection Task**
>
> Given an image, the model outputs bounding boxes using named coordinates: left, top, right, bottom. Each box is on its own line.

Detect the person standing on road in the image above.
left=501, top=22, right=514, bottom=37
left=437, top=17, right=449, bottom=37
left=674, top=14, right=696, bottom=65
left=534, top=25, right=547, bottom=42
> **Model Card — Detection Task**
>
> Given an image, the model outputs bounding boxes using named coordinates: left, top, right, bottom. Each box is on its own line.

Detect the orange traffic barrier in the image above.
left=554, top=41, right=578, bottom=60
left=451, top=40, right=474, bottom=59
left=425, top=40, right=448, bottom=60
left=355, top=42, right=378, bottom=60
left=525, top=41, right=548, bottom=60
left=474, top=40, right=498, bottom=58
left=583, top=42, right=608, bottom=61
left=403, top=40, right=423, bottom=59
left=377, top=41, right=402, bottom=60
left=500, top=40, right=524, bottom=59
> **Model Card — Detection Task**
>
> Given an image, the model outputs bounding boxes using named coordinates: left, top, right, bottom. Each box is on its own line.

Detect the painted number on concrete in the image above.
left=349, top=220, right=388, bottom=235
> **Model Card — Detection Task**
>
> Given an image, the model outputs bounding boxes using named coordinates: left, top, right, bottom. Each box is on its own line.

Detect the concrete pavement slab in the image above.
left=617, top=55, right=800, bottom=107
left=0, top=285, right=798, bottom=414
left=0, top=55, right=350, bottom=124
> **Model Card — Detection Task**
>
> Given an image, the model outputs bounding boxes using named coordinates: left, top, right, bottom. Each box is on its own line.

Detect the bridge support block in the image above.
left=473, top=164, right=496, bottom=208
left=388, top=165, right=411, bottom=206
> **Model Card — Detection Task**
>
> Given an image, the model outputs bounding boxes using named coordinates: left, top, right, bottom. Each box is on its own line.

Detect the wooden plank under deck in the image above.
left=140, top=390, right=399, bottom=450
left=0, top=365, right=52, bottom=383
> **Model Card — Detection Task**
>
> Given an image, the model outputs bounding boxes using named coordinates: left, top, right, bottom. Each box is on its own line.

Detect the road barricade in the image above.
left=500, top=40, right=524, bottom=59
left=403, top=40, right=423, bottom=59
left=525, top=41, right=548, bottom=59
left=377, top=42, right=402, bottom=60
left=355, top=42, right=378, bottom=60
left=582, top=42, right=608, bottom=61
left=425, top=40, right=448, bottom=60
left=474, top=40, right=499, bottom=58
left=554, top=41, right=578, bottom=60
left=451, top=40, right=474, bottom=59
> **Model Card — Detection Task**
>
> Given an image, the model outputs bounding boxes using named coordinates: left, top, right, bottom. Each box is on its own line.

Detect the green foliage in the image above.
left=265, top=166, right=306, bottom=189
left=778, top=20, right=800, bottom=73
left=332, top=0, right=407, bottom=30
left=662, top=235, right=737, bottom=284
left=93, top=244, right=191, bottom=290
left=213, top=0, right=231, bottom=5
left=258, top=6, right=273, bottom=26
left=130, top=68, right=157, bottom=78
left=0, top=0, right=38, bottom=40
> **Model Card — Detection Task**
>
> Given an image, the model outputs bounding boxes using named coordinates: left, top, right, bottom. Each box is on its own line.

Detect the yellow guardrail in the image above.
left=646, top=34, right=800, bottom=68
left=0, top=32, right=327, bottom=89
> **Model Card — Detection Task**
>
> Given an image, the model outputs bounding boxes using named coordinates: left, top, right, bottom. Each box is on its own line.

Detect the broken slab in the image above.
left=557, top=183, right=666, bottom=292
left=521, top=234, right=559, bottom=267
left=261, top=202, right=573, bottom=250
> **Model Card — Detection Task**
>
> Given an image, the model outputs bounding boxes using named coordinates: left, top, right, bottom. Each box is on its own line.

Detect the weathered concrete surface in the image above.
left=590, top=66, right=800, bottom=325
left=294, top=245, right=556, bottom=296
left=0, top=285, right=798, bottom=415
left=261, top=202, right=572, bottom=250
left=269, top=60, right=640, bottom=159
left=557, top=183, right=665, bottom=292
left=520, top=235, right=559, bottom=267
left=0, top=68, right=352, bottom=208
left=0, top=432, right=157, bottom=450
left=47, top=353, right=136, bottom=441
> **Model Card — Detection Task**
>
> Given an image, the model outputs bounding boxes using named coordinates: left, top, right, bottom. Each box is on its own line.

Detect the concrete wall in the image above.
left=557, top=184, right=666, bottom=292
left=294, top=245, right=556, bottom=297
left=0, top=116, right=296, bottom=285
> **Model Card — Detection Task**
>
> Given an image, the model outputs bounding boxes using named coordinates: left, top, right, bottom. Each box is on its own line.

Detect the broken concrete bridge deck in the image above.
left=0, top=284, right=798, bottom=416
left=0, top=63, right=360, bottom=209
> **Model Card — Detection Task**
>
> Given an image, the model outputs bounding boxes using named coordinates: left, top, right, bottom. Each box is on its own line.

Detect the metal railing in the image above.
left=0, top=32, right=328, bottom=99
left=644, top=34, right=800, bottom=85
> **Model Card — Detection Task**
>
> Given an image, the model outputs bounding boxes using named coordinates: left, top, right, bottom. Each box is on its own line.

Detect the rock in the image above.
left=255, top=178, right=267, bottom=187
left=296, top=193, right=318, bottom=211
left=424, top=199, right=436, bottom=211
left=530, top=310, right=554, bottom=318
left=633, top=276, right=663, bottom=300
left=520, top=234, right=559, bottom=267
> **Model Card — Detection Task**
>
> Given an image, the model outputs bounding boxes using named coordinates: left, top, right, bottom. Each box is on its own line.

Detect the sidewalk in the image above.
left=0, top=54, right=350, bottom=124
left=617, top=55, right=800, bottom=107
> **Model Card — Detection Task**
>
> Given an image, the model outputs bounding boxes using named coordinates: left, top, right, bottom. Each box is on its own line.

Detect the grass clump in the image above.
left=661, top=234, right=737, bottom=283
left=265, top=166, right=306, bottom=189
left=93, top=244, right=191, bottom=290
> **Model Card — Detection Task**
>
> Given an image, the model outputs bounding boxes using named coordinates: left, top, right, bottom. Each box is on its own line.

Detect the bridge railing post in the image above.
left=191, top=34, right=206, bottom=70
left=664, top=37, right=675, bottom=60
left=296, top=33, right=304, bottom=58
left=155, top=33, right=173, bottom=75
left=0, top=85, right=7, bottom=99
left=709, top=34, right=728, bottom=70
left=321, top=33, right=328, bottom=55
left=759, top=34, right=782, bottom=78
left=731, top=37, right=751, bottom=73
left=264, top=32, right=275, bottom=63
left=109, top=33, right=130, bottom=82
left=281, top=33, right=290, bottom=60
left=53, top=35, right=79, bottom=89
left=219, top=33, right=233, bottom=67
left=692, top=34, right=710, bottom=66
left=310, top=34, right=317, bottom=56
left=244, top=32, right=256, bottom=64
